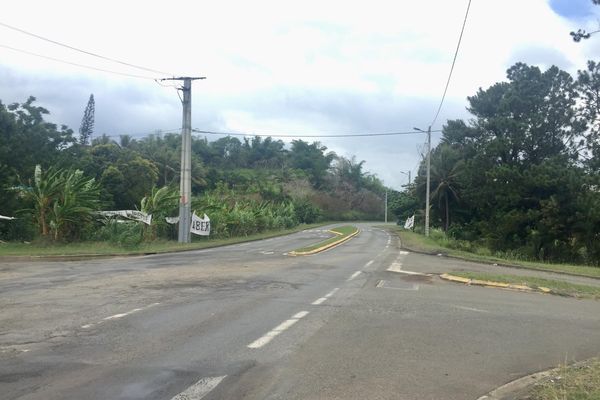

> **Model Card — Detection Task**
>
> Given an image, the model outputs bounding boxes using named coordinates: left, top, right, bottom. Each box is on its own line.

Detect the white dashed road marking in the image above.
left=311, top=288, right=339, bottom=305
left=81, top=302, right=160, bottom=329
left=171, top=376, right=227, bottom=400
left=365, top=260, right=374, bottom=267
left=347, top=271, right=362, bottom=281
left=247, top=311, right=310, bottom=349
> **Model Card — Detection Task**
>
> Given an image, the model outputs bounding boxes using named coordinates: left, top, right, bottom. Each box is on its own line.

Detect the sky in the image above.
left=0, top=0, right=599, bottom=190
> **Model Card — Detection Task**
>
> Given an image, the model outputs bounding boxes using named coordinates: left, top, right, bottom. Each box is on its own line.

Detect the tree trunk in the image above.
left=40, top=208, right=48, bottom=236
left=444, top=195, right=449, bottom=232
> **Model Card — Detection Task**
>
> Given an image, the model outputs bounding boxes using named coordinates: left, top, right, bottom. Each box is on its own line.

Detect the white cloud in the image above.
left=0, top=0, right=598, bottom=189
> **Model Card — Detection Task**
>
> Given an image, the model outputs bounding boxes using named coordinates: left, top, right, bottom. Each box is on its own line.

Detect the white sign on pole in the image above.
left=190, top=213, right=210, bottom=236
left=404, top=215, right=415, bottom=230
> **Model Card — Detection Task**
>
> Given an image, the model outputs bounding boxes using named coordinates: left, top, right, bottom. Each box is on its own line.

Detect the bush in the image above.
left=94, top=219, right=144, bottom=248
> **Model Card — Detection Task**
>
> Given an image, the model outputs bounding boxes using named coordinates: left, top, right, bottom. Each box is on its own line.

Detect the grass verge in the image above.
left=0, top=222, right=332, bottom=258
left=389, top=227, right=600, bottom=279
left=451, top=271, right=600, bottom=299
left=290, top=225, right=359, bottom=255
left=523, top=359, right=600, bottom=400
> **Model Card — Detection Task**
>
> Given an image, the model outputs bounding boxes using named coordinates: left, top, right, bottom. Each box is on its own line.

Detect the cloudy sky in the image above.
left=1, top=0, right=599, bottom=189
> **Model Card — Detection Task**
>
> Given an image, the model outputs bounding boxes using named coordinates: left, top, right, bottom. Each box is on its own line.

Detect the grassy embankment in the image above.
left=451, top=271, right=600, bottom=300
left=522, top=359, right=600, bottom=400
left=391, top=227, right=600, bottom=279
left=291, top=225, right=358, bottom=254
left=0, top=222, right=332, bottom=257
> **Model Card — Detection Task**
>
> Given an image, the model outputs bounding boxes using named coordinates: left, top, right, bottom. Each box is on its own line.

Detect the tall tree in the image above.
left=79, top=94, right=95, bottom=145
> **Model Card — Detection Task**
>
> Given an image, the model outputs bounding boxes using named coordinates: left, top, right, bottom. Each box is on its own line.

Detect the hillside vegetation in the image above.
left=0, top=98, right=386, bottom=244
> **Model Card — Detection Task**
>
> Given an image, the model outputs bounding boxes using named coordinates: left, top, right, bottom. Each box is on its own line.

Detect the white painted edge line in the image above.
left=365, top=260, right=374, bottom=267
left=399, top=250, right=410, bottom=255
left=325, top=288, right=339, bottom=298
left=171, top=375, right=227, bottom=400
left=247, top=310, right=310, bottom=349
left=347, top=271, right=362, bottom=281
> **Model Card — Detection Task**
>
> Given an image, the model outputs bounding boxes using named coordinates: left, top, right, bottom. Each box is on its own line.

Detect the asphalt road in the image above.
left=1, top=223, right=599, bottom=399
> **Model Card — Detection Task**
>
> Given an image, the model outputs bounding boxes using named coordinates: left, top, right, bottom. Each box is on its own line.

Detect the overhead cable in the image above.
left=430, top=0, right=472, bottom=128
left=192, top=128, right=442, bottom=138
left=0, top=21, right=174, bottom=77
left=0, top=44, right=157, bottom=80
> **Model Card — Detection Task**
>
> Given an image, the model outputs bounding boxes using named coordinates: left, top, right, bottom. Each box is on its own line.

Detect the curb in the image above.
left=0, top=223, right=335, bottom=262
left=288, top=228, right=360, bottom=256
left=440, top=273, right=552, bottom=295
left=476, top=368, right=557, bottom=400
left=386, top=229, right=600, bottom=281
left=476, top=358, right=598, bottom=400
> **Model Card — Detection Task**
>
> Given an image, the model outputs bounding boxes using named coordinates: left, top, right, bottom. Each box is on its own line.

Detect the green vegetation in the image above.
left=0, top=96, right=387, bottom=248
left=524, top=359, right=600, bottom=400
left=291, top=225, right=358, bottom=254
left=391, top=59, right=600, bottom=268
left=394, top=228, right=600, bottom=279
left=0, top=222, right=330, bottom=257
left=450, top=271, right=600, bottom=299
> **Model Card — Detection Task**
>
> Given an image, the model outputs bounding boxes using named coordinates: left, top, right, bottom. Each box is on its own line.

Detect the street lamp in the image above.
left=413, top=126, right=431, bottom=237
left=399, top=170, right=411, bottom=185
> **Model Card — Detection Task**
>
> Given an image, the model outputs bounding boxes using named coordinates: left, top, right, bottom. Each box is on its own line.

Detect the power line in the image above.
left=430, top=0, right=472, bottom=128
left=0, top=20, right=174, bottom=77
left=0, top=44, right=157, bottom=80
left=192, top=128, right=442, bottom=138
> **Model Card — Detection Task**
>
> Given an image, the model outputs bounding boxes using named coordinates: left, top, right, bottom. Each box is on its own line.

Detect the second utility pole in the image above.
left=161, top=76, right=205, bottom=243
left=425, top=125, right=431, bottom=237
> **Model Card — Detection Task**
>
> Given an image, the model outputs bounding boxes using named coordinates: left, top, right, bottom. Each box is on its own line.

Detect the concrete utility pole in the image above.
left=413, top=126, right=432, bottom=237
left=384, top=190, right=388, bottom=223
left=161, top=76, right=205, bottom=243
left=425, top=125, right=431, bottom=237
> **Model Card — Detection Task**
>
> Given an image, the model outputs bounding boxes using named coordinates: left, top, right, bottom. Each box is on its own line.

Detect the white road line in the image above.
left=347, top=271, right=362, bottom=281
left=399, top=250, right=410, bottom=255
left=386, top=264, right=431, bottom=276
left=81, top=303, right=160, bottom=329
left=452, top=305, right=490, bottom=313
left=171, top=376, right=227, bottom=400
left=247, top=311, right=309, bottom=349
left=365, top=260, right=374, bottom=267
left=312, top=288, right=339, bottom=305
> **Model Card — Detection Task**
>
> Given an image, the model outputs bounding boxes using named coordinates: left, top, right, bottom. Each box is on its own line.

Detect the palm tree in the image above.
left=21, top=165, right=63, bottom=237
left=49, top=169, right=102, bottom=240
left=140, top=186, right=179, bottom=239
left=430, top=145, right=463, bottom=232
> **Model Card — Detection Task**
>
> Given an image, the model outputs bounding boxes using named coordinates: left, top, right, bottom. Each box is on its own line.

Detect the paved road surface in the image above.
left=1, top=223, right=599, bottom=399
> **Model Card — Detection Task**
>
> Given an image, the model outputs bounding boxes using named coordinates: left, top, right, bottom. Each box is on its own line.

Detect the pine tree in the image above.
left=79, top=94, right=95, bottom=145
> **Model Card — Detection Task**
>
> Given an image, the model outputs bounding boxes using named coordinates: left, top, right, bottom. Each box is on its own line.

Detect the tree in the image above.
left=49, top=169, right=102, bottom=240
left=140, top=186, right=179, bottom=239
left=20, top=165, right=101, bottom=240
left=289, top=140, right=336, bottom=188
left=428, top=145, right=463, bottom=232
left=79, top=94, right=95, bottom=145
left=21, top=165, right=63, bottom=237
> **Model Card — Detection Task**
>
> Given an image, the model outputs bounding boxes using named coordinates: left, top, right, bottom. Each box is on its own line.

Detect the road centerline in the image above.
left=247, top=310, right=310, bottom=349
left=170, top=375, right=227, bottom=400
left=347, top=271, right=362, bottom=281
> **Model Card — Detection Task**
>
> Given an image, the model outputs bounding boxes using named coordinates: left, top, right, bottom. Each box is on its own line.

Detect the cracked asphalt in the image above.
left=1, top=223, right=599, bottom=399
